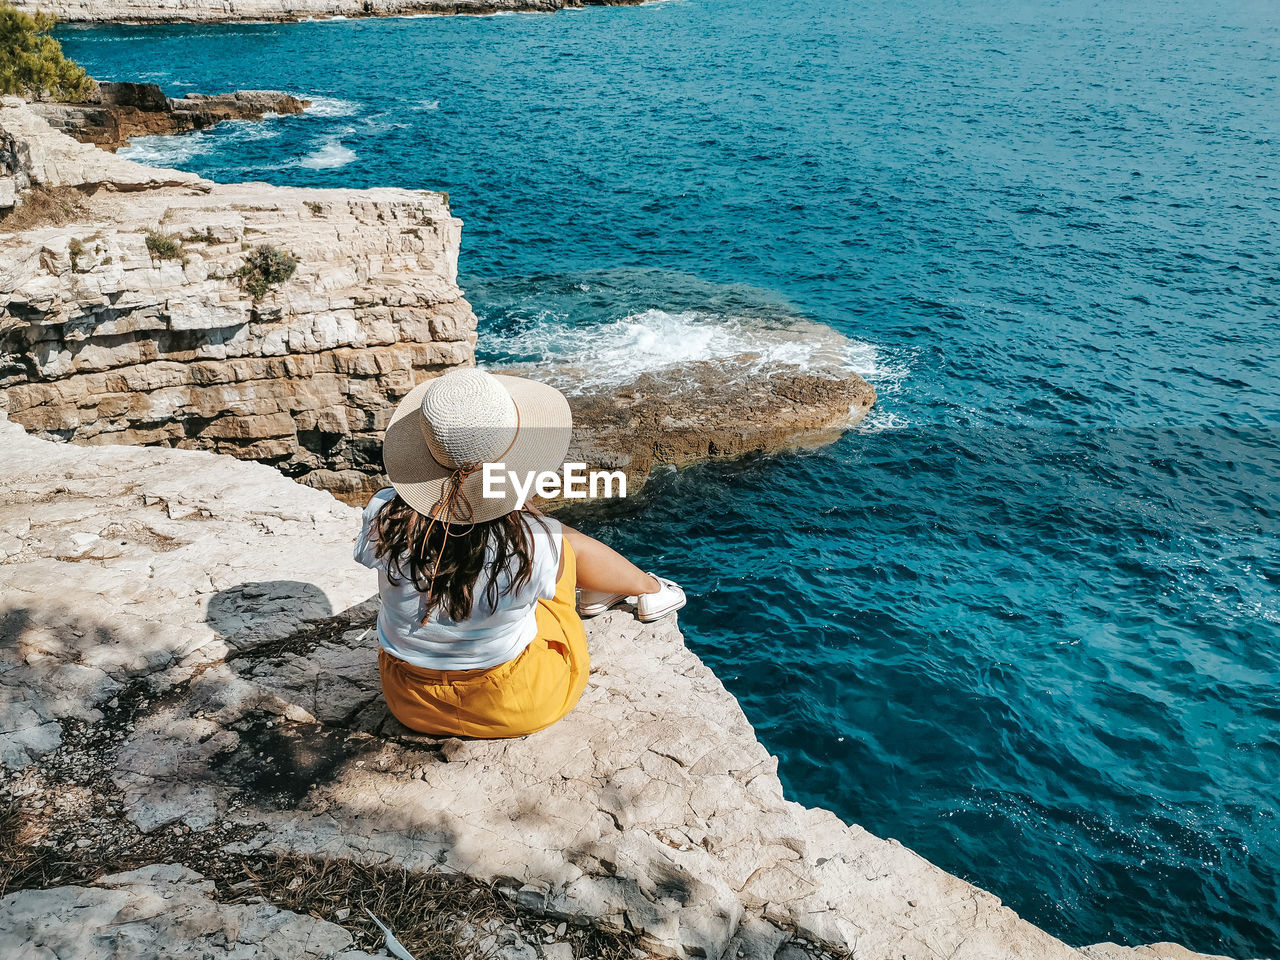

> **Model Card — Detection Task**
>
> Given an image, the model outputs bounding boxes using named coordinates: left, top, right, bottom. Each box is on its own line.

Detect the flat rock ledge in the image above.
left=561, top=360, right=876, bottom=492
left=0, top=416, right=1233, bottom=960
left=13, top=0, right=648, bottom=24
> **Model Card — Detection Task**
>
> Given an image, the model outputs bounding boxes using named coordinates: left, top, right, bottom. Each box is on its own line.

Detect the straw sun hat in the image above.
left=383, top=368, right=572, bottom=524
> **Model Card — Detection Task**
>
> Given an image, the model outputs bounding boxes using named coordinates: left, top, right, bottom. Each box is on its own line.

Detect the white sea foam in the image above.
left=117, top=114, right=288, bottom=168
left=360, top=115, right=410, bottom=134
left=856, top=408, right=912, bottom=433
left=487, top=309, right=877, bottom=393
left=118, top=133, right=214, bottom=167
left=412, top=100, right=441, bottom=112
left=299, top=141, right=357, bottom=169
left=119, top=117, right=284, bottom=169
left=304, top=96, right=361, bottom=118
left=844, top=338, right=911, bottom=430
left=489, top=306, right=911, bottom=427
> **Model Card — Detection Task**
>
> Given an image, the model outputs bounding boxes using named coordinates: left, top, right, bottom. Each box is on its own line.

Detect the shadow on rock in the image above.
left=206, top=580, right=337, bottom=651
left=5, top=586, right=844, bottom=960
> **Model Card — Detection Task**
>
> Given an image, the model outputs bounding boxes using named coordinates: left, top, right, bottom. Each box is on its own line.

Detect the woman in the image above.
left=355, top=368, right=686, bottom=739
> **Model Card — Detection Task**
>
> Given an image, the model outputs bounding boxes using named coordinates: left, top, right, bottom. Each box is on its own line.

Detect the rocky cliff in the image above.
left=1, top=97, right=477, bottom=503
left=0, top=414, right=1236, bottom=960
left=2, top=100, right=876, bottom=506
left=30, top=82, right=309, bottom=152
left=13, top=0, right=646, bottom=24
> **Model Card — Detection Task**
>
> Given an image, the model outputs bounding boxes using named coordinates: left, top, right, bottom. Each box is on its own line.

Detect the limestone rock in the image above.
left=0, top=413, right=376, bottom=772
left=0, top=418, right=1231, bottom=960
left=1, top=100, right=477, bottom=501
left=0, top=96, right=203, bottom=194
left=30, top=82, right=310, bottom=152
left=0, top=863, right=370, bottom=959
left=1081, top=945, right=1244, bottom=960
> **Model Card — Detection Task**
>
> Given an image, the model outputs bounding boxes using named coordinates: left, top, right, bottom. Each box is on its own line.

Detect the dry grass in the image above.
left=0, top=803, right=641, bottom=960
left=0, top=800, right=45, bottom=896
left=0, top=185, right=92, bottom=232
left=0, top=710, right=647, bottom=960
left=212, top=855, right=643, bottom=960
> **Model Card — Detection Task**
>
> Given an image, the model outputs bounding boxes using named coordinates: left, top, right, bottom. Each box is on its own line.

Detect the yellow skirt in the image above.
left=378, top=537, right=589, bottom=739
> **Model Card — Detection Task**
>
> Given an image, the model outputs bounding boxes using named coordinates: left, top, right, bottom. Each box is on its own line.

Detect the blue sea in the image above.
left=58, top=1, right=1280, bottom=955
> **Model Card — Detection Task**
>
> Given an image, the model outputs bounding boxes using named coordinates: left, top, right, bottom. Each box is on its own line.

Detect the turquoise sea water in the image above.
left=57, top=2, right=1280, bottom=954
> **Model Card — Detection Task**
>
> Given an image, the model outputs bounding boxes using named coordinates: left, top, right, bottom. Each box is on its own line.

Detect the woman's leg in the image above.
left=562, top=524, right=660, bottom=595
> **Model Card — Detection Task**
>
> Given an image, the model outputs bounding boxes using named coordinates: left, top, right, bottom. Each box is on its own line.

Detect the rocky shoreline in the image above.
left=0, top=414, right=1233, bottom=960
left=1, top=98, right=876, bottom=506
left=12, top=0, right=648, bottom=25
left=0, top=91, right=1243, bottom=960
left=30, top=82, right=309, bottom=153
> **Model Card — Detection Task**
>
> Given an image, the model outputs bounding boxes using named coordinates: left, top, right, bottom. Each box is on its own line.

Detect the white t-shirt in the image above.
left=354, top=488, right=562, bottom=671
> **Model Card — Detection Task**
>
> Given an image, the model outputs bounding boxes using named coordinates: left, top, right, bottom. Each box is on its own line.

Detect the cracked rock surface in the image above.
left=0, top=418, right=1234, bottom=960
left=0, top=864, right=379, bottom=960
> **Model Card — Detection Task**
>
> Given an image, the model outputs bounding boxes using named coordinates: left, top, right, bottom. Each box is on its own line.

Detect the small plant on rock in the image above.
left=234, top=244, right=299, bottom=302
left=144, top=231, right=182, bottom=261
left=182, top=228, right=220, bottom=244
left=67, top=236, right=83, bottom=269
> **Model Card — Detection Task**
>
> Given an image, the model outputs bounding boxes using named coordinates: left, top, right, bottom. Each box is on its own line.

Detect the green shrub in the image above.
left=0, top=4, right=93, bottom=101
left=145, top=231, right=182, bottom=261
left=234, top=244, right=299, bottom=301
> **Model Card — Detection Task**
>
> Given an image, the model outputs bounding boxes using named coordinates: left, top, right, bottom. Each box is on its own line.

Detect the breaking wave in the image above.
left=298, top=141, right=357, bottom=169
left=117, top=119, right=279, bottom=168
left=303, top=96, right=361, bottom=118
left=483, top=307, right=897, bottom=397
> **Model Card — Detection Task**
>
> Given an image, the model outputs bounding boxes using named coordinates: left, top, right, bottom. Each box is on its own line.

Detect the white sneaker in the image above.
left=578, top=589, right=633, bottom=618
left=636, top=574, right=686, bottom=623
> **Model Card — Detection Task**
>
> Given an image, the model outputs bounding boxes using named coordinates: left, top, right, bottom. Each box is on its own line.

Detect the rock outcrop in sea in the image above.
left=1, top=99, right=876, bottom=505
left=29, top=82, right=309, bottom=152
left=12, top=0, right=647, bottom=24
left=0, top=414, right=1234, bottom=960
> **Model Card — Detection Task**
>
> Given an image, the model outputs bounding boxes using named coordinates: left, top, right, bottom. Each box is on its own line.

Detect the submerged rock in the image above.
left=29, top=82, right=310, bottom=152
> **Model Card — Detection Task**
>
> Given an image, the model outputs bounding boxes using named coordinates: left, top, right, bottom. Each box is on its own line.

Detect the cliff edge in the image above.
left=2, top=98, right=875, bottom=506
left=0, top=416, right=1237, bottom=960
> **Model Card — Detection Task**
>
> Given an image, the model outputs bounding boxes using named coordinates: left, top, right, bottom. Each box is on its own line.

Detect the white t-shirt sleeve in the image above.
left=529, top=515, right=563, bottom=602
left=354, top=488, right=397, bottom=569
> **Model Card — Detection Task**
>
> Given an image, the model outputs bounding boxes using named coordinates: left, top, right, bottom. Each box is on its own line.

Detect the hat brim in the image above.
left=383, top=373, right=572, bottom=523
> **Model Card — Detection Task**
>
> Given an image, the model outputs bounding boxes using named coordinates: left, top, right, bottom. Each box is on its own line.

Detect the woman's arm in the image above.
left=559, top=523, right=659, bottom=596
